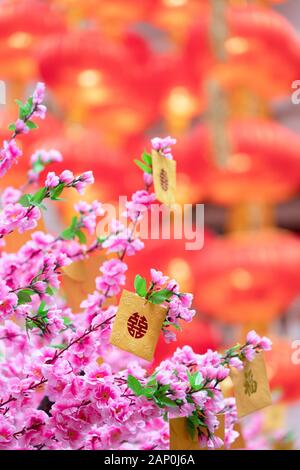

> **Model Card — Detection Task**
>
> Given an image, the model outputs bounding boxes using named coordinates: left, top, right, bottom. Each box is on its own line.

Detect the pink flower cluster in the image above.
left=96, top=259, right=127, bottom=297
left=150, top=268, right=196, bottom=343
left=102, top=220, right=144, bottom=257
left=125, top=189, right=156, bottom=221
left=151, top=136, right=176, bottom=160
left=74, top=200, right=104, bottom=235
left=0, top=140, right=22, bottom=177
left=0, top=203, right=40, bottom=237
left=0, top=83, right=47, bottom=178
left=28, top=149, right=62, bottom=183
left=227, top=330, right=272, bottom=370
left=44, top=170, right=94, bottom=193
left=0, top=87, right=274, bottom=451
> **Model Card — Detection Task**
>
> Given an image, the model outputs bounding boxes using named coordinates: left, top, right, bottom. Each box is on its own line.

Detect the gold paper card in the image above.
left=62, top=254, right=106, bottom=311
left=169, top=415, right=225, bottom=451
left=169, top=418, right=200, bottom=451
left=230, top=352, right=272, bottom=418
left=229, top=423, right=246, bottom=450
left=152, top=150, right=176, bottom=206
left=110, top=290, right=166, bottom=361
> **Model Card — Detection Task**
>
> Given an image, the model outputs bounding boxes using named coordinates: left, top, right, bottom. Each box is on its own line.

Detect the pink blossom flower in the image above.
left=143, top=172, right=153, bottom=187
left=96, top=259, right=127, bottom=296
left=1, top=187, right=22, bottom=205
left=15, top=119, right=29, bottom=134
left=242, top=345, right=256, bottom=362
left=0, top=417, right=15, bottom=445
left=229, top=357, right=243, bottom=370
left=0, top=140, right=22, bottom=177
left=32, top=82, right=45, bottom=105
left=246, top=330, right=261, bottom=346
left=162, top=329, right=177, bottom=343
left=60, top=170, right=74, bottom=184
left=73, top=171, right=94, bottom=194
left=45, top=171, right=60, bottom=188
left=151, top=136, right=176, bottom=159
left=258, top=336, right=272, bottom=351
left=30, top=149, right=62, bottom=164
left=0, top=281, right=18, bottom=320
left=150, top=269, right=168, bottom=287
left=94, top=383, right=118, bottom=406
left=33, top=104, right=47, bottom=119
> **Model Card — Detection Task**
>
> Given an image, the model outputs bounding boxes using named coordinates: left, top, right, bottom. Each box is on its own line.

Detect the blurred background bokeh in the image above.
left=1, top=0, right=300, bottom=449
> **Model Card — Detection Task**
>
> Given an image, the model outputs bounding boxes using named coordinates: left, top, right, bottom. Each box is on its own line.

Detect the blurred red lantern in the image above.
left=0, top=0, right=65, bottom=81
left=36, top=30, right=173, bottom=140
left=152, top=319, right=221, bottom=369
left=266, top=338, right=300, bottom=403
left=195, top=230, right=300, bottom=324
left=31, top=127, right=127, bottom=205
left=177, top=120, right=300, bottom=205
left=184, top=5, right=300, bottom=100
left=125, top=231, right=215, bottom=295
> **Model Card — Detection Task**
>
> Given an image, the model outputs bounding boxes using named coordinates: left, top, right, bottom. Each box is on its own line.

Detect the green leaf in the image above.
left=134, top=159, right=152, bottom=174
left=26, top=319, right=35, bottom=330
left=142, top=387, right=156, bottom=398
left=8, top=123, right=16, bottom=131
left=15, top=99, right=23, bottom=107
left=163, top=321, right=181, bottom=331
left=46, top=286, right=55, bottom=295
left=134, top=274, right=147, bottom=297
left=188, top=371, right=203, bottom=390
left=147, top=377, right=158, bottom=389
left=75, top=229, right=87, bottom=244
left=21, top=288, right=36, bottom=296
left=37, top=301, right=46, bottom=315
left=127, top=374, right=144, bottom=397
left=141, top=151, right=152, bottom=166
left=26, top=120, right=38, bottom=130
left=157, top=384, right=169, bottom=394
left=70, top=216, right=78, bottom=230
left=50, top=343, right=66, bottom=350
left=60, top=228, right=75, bottom=240
left=31, top=187, right=47, bottom=205
left=194, top=372, right=203, bottom=387
left=63, top=317, right=72, bottom=326
left=18, top=194, right=32, bottom=207
left=158, top=396, right=177, bottom=407
left=97, top=236, right=107, bottom=245
left=50, top=183, right=65, bottom=200
left=148, top=289, right=174, bottom=305
left=17, top=289, right=35, bottom=305
left=186, top=417, right=196, bottom=439
left=33, top=160, right=44, bottom=173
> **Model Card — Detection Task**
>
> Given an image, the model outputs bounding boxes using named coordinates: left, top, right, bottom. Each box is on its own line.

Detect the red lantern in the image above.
left=194, top=230, right=300, bottom=324
left=177, top=120, right=300, bottom=205
left=152, top=319, right=221, bottom=369
left=183, top=5, right=300, bottom=100
left=266, top=338, right=300, bottom=403
left=0, top=0, right=65, bottom=81
left=31, top=127, right=128, bottom=203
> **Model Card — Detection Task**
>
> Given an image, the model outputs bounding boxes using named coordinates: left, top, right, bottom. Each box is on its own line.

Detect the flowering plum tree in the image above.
left=0, top=85, right=271, bottom=450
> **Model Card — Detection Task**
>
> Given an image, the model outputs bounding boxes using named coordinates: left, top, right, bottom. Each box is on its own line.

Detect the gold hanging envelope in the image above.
left=62, top=253, right=107, bottom=311
left=169, top=415, right=225, bottom=451
left=229, top=422, right=246, bottom=450
left=230, top=352, right=272, bottom=418
left=110, top=289, right=166, bottom=361
left=152, top=150, right=176, bottom=206
left=262, top=404, right=285, bottom=433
